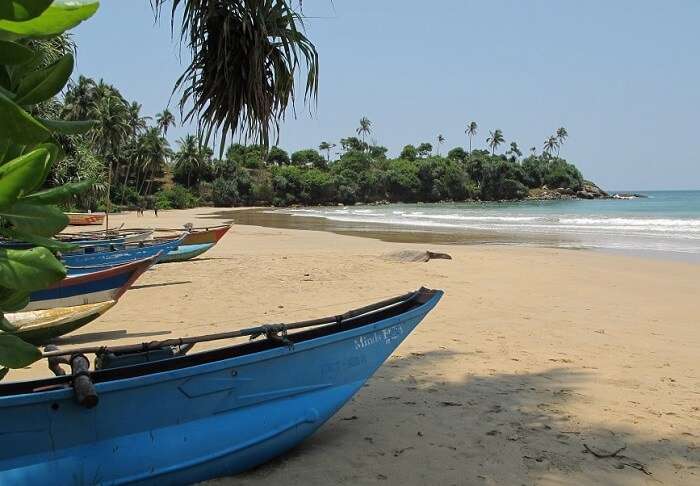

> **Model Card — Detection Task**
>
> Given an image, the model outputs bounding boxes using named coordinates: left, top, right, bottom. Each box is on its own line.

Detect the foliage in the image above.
left=155, top=185, right=198, bottom=210
left=152, top=0, right=319, bottom=150
left=267, top=146, right=290, bottom=166
left=291, top=148, right=325, bottom=169
left=0, top=0, right=98, bottom=373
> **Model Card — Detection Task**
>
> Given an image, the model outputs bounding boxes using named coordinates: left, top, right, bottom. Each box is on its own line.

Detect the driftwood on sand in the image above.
left=382, top=250, right=453, bottom=263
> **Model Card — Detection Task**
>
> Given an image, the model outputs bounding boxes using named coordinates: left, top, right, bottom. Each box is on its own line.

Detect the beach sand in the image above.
left=19, top=207, right=700, bottom=485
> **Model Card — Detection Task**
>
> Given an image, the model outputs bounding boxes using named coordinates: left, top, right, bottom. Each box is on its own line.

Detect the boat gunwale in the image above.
left=0, top=288, right=442, bottom=403
left=49, top=256, right=157, bottom=288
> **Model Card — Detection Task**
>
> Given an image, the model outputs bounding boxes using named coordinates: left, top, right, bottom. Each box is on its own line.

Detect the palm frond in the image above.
left=152, top=0, right=319, bottom=152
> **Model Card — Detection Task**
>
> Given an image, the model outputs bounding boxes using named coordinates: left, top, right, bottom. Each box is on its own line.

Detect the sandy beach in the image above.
left=19, top=207, right=699, bottom=485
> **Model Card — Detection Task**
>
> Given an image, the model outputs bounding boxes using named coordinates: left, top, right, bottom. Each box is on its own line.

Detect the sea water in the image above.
left=272, top=191, right=700, bottom=261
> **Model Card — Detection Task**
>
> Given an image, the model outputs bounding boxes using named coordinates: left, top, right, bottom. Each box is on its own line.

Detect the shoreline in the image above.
left=212, top=207, right=700, bottom=264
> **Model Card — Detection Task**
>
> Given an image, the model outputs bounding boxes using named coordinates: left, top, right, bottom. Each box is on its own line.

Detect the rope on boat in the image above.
left=41, top=289, right=423, bottom=359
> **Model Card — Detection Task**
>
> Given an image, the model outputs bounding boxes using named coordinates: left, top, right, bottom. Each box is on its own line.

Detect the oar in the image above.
left=41, top=289, right=422, bottom=359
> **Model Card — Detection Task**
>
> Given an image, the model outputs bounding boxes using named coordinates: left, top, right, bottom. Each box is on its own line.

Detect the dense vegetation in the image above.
left=49, top=88, right=584, bottom=210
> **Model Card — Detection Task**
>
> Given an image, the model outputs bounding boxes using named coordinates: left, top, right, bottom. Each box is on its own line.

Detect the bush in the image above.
left=291, top=149, right=326, bottom=169
left=155, top=185, right=199, bottom=210
left=211, top=178, right=240, bottom=206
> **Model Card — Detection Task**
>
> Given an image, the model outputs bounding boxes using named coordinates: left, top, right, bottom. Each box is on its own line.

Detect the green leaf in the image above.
left=0, top=91, right=50, bottom=144
left=0, top=228, right=77, bottom=252
left=0, top=289, right=29, bottom=313
left=0, top=40, right=33, bottom=64
left=15, top=53, right=73, bottom=105
left=32, top=142, right=57, bottom=192
left=22, top=179, right=91, bottom=204
left=0, top=1, right=52, bottom=22
left=0, top=1, right=99, bottom=40
left=0, top=246, right=66, bottom=291
left=0, top=148, right=50, bottom=209
left=0, top=202, right=69, bottom=237
left=0, top=333, right=40, bottom=368
left=38, top=117, right=95, bottom=135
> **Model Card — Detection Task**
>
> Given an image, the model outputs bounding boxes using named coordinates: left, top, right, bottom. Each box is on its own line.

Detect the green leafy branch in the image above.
left=0, top=0, right=99, bottom=374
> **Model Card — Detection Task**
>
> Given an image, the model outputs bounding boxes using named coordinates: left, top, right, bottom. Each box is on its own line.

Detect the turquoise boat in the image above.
left=158, top=242, right=215, bottom=263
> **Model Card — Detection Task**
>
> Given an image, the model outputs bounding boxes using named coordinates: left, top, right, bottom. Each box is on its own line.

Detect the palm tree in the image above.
left=152, top=0, right=319, bottom=149
left=137, top=127, right=172, bottom=196
left=356, top=117, right=372, bottom=148
left=174, top=135, right=207, bottom=188
left=62, top=75, right=97, bottom=120
left=437, top=134, right=445, bottom=156
left=120, top=102, right=149, bottom=202
left=506, top=141, right=522, bottom=161
left=318, top=141, right=335, bottom=163
left=486, top=129, right=504, bottom=155
left=88, top=90, right=131, bottom=227
left=465, top=121, right=478, bottom=153
left=543, top=135, right=560, bottom=156
left=556, top=127, right=568, bottom=156
left=156, top=109, right=176, bottom=136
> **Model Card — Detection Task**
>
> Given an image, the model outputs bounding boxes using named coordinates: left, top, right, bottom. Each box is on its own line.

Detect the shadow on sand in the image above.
left=131, top=281, right=191, bottom=290
left=225, top=349, right=698, bottom=485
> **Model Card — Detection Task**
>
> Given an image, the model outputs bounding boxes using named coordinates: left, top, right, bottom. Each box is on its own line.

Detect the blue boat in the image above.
left=0, top=288, right=442, bottom=484
left=63, top=235, right=185, bottom=274
left=25, top=256, right=156, bottom=311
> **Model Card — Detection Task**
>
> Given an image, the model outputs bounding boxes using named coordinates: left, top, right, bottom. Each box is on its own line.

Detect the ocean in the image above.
left=265, top=191, right=700, bottom=261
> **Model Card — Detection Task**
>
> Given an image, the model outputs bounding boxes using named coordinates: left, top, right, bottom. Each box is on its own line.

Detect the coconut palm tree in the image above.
left=152, top=0, right=319, bottom=150
left=543, top=135, right=560, bottom=156
left=137, top=127, right=172, bottom=196
left=318, top=141, right=335, bottom=163
left=356, top=117, right=372, bottom=148
left=465, top=121, right=478, bottom=153
left=486, top=129, right=504, bottom=155
left=556, top=127, right=568, bottom=156
left=437, top=134, right=445, bottom=156
left=506, top=141, right=522, bottom=161
left=62, top=75, right=97, bottom=120
left=156, top=109, right=176, bottom=136
left=174, top=135, right=206, bottom=188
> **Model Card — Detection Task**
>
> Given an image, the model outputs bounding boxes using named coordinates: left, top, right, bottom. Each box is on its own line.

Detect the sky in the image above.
left=71, top=1, right=700, bottom=191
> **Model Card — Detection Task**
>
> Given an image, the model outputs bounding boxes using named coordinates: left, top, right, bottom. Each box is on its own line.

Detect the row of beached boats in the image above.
left=1, top=224, right=231, bottom=347
left=0, top=216, right=442, bottom=485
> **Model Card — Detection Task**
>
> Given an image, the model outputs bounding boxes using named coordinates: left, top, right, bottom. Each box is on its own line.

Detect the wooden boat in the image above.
left=62, top=235, right=186, bottom=274
left=0, top=229, right=154, bottom=250
left=158, top=243, right=215, bottom=263
left=0, top=288, right=442, bottom=484
left=127, top=223, right=232, bottom=245
left=59, top=229, right=154, bottom=246
left=179, top=224, right=231, bottom=245
left=25, top=256, right=156, bottom=311
left=3, top=300, right=116, bottom=345
left=65, top=212, right=106, bottom=226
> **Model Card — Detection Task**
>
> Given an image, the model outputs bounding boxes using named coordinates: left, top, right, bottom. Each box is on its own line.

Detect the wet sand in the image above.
left=17, top=207, right=700, bottom=485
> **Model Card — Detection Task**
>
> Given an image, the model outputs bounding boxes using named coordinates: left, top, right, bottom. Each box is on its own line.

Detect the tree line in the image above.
left=50, top=83, right=585, bottom=210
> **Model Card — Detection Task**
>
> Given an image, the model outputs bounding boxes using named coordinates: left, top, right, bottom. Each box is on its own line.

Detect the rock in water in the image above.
left=382, top=250, right=453, bottom=263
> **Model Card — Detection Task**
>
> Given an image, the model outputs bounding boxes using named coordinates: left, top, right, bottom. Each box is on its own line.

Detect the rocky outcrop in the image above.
left=528, top=180, right=609, bottom=200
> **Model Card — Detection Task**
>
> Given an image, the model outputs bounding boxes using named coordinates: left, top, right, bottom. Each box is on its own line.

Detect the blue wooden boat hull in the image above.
left=0, top=289, right=442, bottom=485
left=26, top=257, right=155, bottom=311
left=63, top=236, right=184, bottom=275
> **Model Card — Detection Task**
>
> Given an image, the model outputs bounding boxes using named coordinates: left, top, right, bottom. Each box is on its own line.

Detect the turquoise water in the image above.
left=275, top=191, right=700, bottom=260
